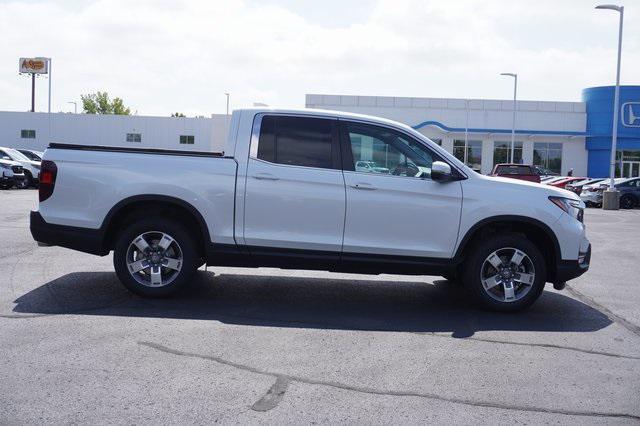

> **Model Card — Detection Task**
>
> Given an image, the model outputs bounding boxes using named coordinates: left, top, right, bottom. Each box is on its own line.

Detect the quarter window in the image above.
left=345, top=122, right=433, bottom=178
left=21, top=129, right=36, bottom=139
left=179, top=135, right=195, bottom=144
left=257, top=116, right=333, bottom=169
left=126, top=133, right=142, bottom=143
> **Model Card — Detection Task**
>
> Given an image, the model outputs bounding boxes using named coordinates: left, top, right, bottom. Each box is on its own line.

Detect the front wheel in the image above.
left=620, top=195, right=636, bottom=209
left=113, top=218, right=199, bottom=297
left=462, top=234, right=546, bottom=312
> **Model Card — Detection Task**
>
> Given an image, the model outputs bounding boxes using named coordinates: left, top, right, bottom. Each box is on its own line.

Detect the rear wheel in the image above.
left=113, top=218, right=198, bottom=297
left=462, top=234, right=546, bottom=312
left=620, top=194, right=636, bottom=209
left=23, top=171, right=33, bottom=188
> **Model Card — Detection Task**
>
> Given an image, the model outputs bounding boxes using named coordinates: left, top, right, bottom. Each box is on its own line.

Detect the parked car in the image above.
left=17, top=149, right=44, bottom=161
left=548, top=177, right=586, bottom=189
left=355, top=160, right=390, bottom=174
left=30, top=108, right=590, bottom=312
left=0, top=157, right=26, bottom=189
left=543, top=176, right=570, bottom=186
left=579, top=178, right=637, bottom=208
left=565, top=178, right=605, bottom=196
left=0, top=147, right=40, bottom=187
left=491, top=164, right=541, bottom=183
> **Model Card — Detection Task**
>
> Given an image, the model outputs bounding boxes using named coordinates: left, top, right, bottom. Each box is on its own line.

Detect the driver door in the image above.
left=340, top=120, right=463, bottom=258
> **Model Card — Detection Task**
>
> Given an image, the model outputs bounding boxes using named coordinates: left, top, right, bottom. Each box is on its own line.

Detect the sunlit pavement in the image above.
left=1, top=189, right=639, bottom=424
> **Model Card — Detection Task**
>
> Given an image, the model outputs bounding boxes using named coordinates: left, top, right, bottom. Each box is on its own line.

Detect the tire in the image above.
left=113, top=218, right=199, bottom=297
left=620, top=195, right=636, bottom=210
left=23, top=171, right=33, bottom=188
left=462, top=233, right=546, bottom=312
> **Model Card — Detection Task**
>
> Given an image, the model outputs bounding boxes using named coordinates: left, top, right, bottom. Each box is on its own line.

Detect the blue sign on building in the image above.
left=583, top=85, right=640, bottom=177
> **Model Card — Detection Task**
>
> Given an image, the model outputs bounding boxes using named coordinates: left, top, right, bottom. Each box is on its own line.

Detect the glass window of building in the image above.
left=126, top=133, right=142, bottom=143
left=533, top=142, right=562, bottom=174
left=21, top=129, right=36, bottom=139
left=493, top=141, right=523, bottom=165
left=179, top=135, right=195, bottom=144
left=617, top=150, right=640, bottom=177
left=453, top=139, right=482, bottom=171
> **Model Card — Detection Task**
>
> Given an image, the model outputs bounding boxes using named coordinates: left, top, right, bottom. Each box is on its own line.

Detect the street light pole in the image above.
left=47, top=58, right=52, bottom=113
left=224, top=92, right=230, bottom=115
left=500, top=73, right=518, bottom=163
left=596, top=4, right=624, bottom=210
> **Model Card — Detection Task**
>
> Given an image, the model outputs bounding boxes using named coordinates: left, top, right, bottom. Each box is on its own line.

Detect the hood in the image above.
left=480, top=174, right=580, bottom=201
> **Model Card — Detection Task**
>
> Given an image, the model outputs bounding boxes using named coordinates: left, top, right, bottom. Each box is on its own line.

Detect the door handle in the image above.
left=252, top=173, right=280, bottom=181
left=350, top=183, right=376, bottom=190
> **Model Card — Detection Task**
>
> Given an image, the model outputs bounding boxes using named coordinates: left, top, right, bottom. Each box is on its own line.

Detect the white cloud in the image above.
left=0, top=0, right=637, bottom=116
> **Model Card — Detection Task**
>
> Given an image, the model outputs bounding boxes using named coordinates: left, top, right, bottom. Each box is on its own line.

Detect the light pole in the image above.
left=596, top=4, right=624, bottom=210
left=67, top=101, right=77, bottom=114
left=500, top=73, right=518, bottom=163
left=224, top=92, right=230, bottom=115
left=46, top=58, right=52, bottom=113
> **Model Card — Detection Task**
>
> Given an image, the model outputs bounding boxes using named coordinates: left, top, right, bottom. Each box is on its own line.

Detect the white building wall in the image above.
left=0, top=111, right=230, bottom=153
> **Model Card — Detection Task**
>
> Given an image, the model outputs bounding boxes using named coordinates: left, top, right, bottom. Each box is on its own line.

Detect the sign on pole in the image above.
left=19, top=57, right=48, bottom=74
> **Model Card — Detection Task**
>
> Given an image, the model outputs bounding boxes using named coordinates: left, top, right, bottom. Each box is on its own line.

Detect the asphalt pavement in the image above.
left=1, top=189, right=639, bottom=424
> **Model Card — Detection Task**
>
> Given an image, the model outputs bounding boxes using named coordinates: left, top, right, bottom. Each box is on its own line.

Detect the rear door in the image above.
left=339, top=120, right=463, bottom=259
left=243, top=114, right=345, bottom=258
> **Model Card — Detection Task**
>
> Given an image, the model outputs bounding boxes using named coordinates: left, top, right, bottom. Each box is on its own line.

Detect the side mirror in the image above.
left=431, top=161, right=453, bottom=182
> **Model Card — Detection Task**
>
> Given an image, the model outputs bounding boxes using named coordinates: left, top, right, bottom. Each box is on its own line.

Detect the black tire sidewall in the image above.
left=463, top=234, right=547, bottom=312
left=620, top=195, right=635, bottom=209
left=113, top=218, right=198, bottom=297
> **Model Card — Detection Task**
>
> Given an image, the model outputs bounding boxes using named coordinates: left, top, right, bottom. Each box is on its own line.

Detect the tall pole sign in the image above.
left=19, top=57, right=49, bottom=112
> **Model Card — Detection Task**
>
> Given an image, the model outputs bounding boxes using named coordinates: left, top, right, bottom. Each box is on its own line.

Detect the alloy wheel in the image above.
left=125, top=231, right=183, bottom=287
left=480, top=247, right=536, bottom=303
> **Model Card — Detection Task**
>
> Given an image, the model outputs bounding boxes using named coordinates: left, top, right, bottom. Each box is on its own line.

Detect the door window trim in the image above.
left=337, top=118, right=467, bottom=180
left=249, top=113, right=342, bottom=171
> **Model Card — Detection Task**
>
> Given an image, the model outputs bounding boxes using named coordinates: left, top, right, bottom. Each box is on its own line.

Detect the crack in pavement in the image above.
left=251, top=376, right=290, bottom=412
left=138, top=341, right=640, bottom=421
left=566, top=285, right=640, bottom=338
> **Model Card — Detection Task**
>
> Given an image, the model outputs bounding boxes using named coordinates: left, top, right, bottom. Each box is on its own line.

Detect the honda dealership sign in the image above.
left=19, top=57, right=48, bottom=74
left=622, top=102, right=640, bottom=128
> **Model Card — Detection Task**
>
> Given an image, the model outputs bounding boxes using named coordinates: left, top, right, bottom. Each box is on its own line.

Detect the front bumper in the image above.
left=554, top=243, right=591, bottom=283
left=580, top=192, right=602, bottom=204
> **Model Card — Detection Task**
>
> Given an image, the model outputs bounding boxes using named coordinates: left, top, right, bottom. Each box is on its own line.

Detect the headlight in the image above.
left=549, top=196, right=585, bottom=223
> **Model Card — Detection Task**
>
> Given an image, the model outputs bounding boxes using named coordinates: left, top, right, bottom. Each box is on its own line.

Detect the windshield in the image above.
left=5, top=148, right=31, bottom=162
left=19, top=150, right=41, bottom=161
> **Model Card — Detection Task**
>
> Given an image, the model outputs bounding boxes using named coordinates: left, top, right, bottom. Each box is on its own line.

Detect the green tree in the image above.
left=81, top=91, right=131, bottom=115
left=171, top=112, right=186, bottom=117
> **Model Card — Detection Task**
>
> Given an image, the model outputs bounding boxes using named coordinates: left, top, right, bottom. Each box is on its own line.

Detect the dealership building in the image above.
left=1, top=85, right=639, bottom=178
left=307, top=85, right=640, bottom=178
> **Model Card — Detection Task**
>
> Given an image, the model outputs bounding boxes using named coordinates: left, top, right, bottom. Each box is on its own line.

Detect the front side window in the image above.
left=493, top=141, right=523, bottom=165
left=257, top=116, right=333, bottom=169
left=454, top=139, right=482, bottom=171
left=345, top=122, right=433, bottom=178
left=534, top=142, right=562, bottom=174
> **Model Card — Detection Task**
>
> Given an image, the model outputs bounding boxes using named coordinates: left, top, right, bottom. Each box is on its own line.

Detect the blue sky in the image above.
left=0, top=0, right=638, bottom=116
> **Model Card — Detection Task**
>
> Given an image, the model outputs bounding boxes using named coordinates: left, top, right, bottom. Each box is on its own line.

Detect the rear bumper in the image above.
left=553, top=243, right=591, bottom=283
left=30, top=211, right=108, bottom=256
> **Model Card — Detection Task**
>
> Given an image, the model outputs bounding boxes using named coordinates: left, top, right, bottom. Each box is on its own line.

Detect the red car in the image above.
left=491, top=164, right=541, bottom=183
left=547, top=177, right=586, bottom=189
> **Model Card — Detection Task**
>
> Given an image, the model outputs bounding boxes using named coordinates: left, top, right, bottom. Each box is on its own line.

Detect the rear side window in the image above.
left=257, top=116, right=333, bottom=169
left=495, top=165, right=533, bottom=175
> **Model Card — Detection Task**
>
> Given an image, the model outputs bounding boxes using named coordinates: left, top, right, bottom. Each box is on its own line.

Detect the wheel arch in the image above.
left=100, top=195, right=211, bottom=256
left=454, top=215, right=562, bottom=281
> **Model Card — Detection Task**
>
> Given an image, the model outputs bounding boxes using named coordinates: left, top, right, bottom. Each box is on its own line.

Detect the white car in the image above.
left=0, top=157, right=26, bottom=189
left=0, top=147, right=40, bottom=187
left=17, top=149, right=44, bottom=162
left=30, top=108, right=590, bottom=312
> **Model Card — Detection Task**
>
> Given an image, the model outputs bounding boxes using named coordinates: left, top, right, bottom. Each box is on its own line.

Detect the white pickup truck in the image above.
left=30, top=108, right=591, bottom=311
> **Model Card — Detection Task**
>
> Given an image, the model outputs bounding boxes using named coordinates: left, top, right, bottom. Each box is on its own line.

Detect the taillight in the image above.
left=39, top=160, right=57, bottom=202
